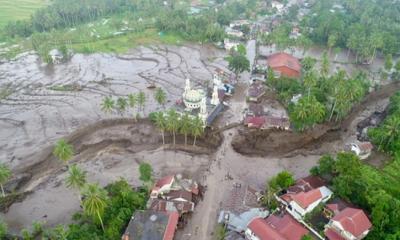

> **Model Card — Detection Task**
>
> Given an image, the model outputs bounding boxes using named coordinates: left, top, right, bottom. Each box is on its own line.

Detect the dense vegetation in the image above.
left=0, top=0, right=262, bottom=60
left=312, top=152, right=400, bottom=239
left=1, top=178, right=148, bottom=239
left=267, top=56, right=370, bottom=131
left=302, top=0, right=400, bottom=63
left=369, top=92, right=400, bottom=154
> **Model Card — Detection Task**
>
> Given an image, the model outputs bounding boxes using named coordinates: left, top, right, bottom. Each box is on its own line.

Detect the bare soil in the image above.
left=232, top=81, right=400, bottom=157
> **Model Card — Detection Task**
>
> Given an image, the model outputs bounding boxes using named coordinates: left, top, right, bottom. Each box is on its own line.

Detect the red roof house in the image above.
left=325, top=207, right=372, bottom=240
left=245, top=214, right=309, bottom=240
left=151, top=175, right=175, bottom=198
left=267, top=52, right=301, bottom=78
left=291, top=188, right=323, bottom=209
left=244, top=116, right=266, bottom=128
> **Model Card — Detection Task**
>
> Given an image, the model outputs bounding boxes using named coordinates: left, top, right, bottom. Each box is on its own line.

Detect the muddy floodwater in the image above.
left=0, top=41, right=396, bottom=238
left=0, top=45, right=227, bottom=172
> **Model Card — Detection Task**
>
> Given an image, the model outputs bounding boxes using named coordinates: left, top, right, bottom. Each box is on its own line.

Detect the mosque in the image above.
left=181, top=73, right=232, bottom=126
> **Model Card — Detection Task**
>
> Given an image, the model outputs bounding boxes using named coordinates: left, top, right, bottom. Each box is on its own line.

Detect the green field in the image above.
left=0, top=0, right=49, bottom=28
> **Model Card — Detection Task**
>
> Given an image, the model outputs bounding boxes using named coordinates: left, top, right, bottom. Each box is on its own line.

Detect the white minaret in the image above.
left=184, top=78, right=191, bottom=94
left=211, top=85, right=220, bottom=106
left=199, top=97, right=208, bottom=125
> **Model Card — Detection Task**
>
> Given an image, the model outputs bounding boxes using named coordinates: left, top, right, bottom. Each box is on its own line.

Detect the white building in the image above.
left=324, top=207, right=372, bottom=240
left=271, top=1, right=285, bottom=13
left=285, top=186, right=333, bottom=219
left=182, top=78, right=206, bottom=110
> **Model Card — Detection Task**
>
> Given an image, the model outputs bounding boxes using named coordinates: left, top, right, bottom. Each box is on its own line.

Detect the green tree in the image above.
left=179, top=113, right=192, bottom=146
left=290, top=96, right=326, bottom=131
left=154, top=111, right=167, bottom=144
left=81, top=183, right=109, bottom=232
left=395, top=61, right=400, bottom=72
left=303, top=70, right=317, bottom=97
left=0, top=219, right=7, bottom=239
left=302, top=57, right=316, bottom=72
left=369, top=115, right=400, bottom=154
left=116, top=97, right=128, bottom=115
left=327, top=33, right=338, bottom=55
left=269, top=171, right=295, bottom=190
left=139, top=163, right=152, bottom=183
left=127, top=93, right=137, bottom=118
left=385, top=54, right=393, bottom=71
left=53, top=139, right=74, bottom=165
left=191, top=116, right=204, bottom=146
left=236, top=44, right=247, bottom=56
left=318, top=155, right=335, bottom=176
left=101, top=96, right=115, bottom=114
left=301, top=235, right=313, bottom=240
left=0, top=164, right=11, bottom=197
left=166, top=109, right=179, bottom=145
left=154, top=88, right=167, bottom=108
left=321, top=51, right=330, bottom=76
left=65, top=164, right=87, bottom=203
left=227, top=54, right=250, bottom=79
left=137, top=91, right=146, bottom=113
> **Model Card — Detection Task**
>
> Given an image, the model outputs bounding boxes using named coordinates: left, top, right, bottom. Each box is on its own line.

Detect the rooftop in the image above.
left=331, top=207, right=372, bottom=238
left=267, top=52, right=301, bottom=73
left=122, top=210, right=179, bottom=240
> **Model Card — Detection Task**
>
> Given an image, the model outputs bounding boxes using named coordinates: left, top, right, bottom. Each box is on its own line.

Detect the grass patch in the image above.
left=0, top=0, right=49, bottom=28
left=70, top=29, right=184, bottom=54
left=0, top=85, right=14, bottom=100
left=48, top=84, right=82, bottom=92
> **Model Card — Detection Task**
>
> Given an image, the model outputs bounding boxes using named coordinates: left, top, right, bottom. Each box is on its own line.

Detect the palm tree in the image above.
left=101, top=96, right=114, bottom=114
left=137, top=91, right=146, bottom=113
left=127, top=93, right=137, bottom=118
left=65, top=164, right=86, bottom=203
left=154, top=112, right=167, bottom=144
left=53, top=139, right=74, bottom=165
left=116, top=97, right=128, bottom=115
left=303, top=70, right=317, bottom=98
left=0, top=164, right=11, bottom=197
left=166, top=109, right=179, bottom=145
left=81, top=183, right=109, bottom=232
left=154, top=88, right=167, bottom=108
left=179, top=113, right=192, bottom=146
left=191, top=116, right=204, bottom=146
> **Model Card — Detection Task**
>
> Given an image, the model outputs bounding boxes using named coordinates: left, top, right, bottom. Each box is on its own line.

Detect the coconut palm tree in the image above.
left=65, top=164, right=86, bottom=203
left=154, top=88, right=167, bottom=108
left=179, top=113, right=192, bottom=146
left=53, top=139, right=74, bottom=165
left=0, top=164, right=11, bottom=197
left=154, top=112, right=167, bottom=144
left=81, top=183, right=109, bottom=232
left=166, top=109, right=179, bottom=145
left=101, top=96, right=114, bottom=114
left=116, top=97, right=128, bottom=115
left=127, top=93, right=137, bottom=118
left=191, top=116, right=204, bottom=146
left=137, top=91, right=146, bottom=113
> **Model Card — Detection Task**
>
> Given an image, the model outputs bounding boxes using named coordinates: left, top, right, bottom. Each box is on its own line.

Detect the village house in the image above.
left=244, top=116, right=290, bottom=130
left=225, top=27, right=244, bottom=38
left=224, top=38, right=240, bottom=51
left=324, top=207, right=372, bottom=240
left=245, top=213, right=309, bottom=240
left=277, top=176, right=333, bottom=219
left=267, top=52, right=302, bottom=78
left=121, top=210, right=179, bottom=240
left=150, top=174, right=199, bottom=200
